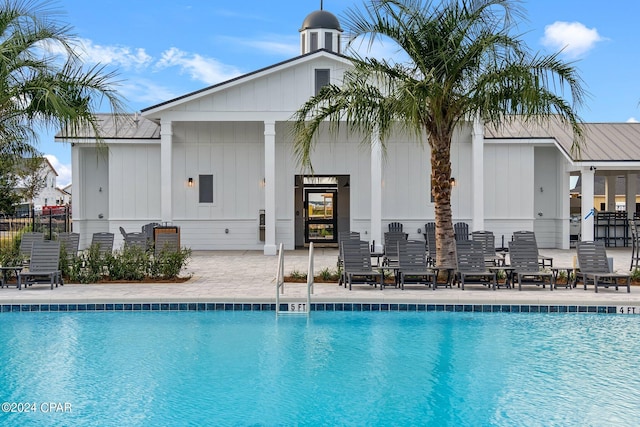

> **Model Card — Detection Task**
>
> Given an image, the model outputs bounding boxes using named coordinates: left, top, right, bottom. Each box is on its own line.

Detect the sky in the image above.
left=35, top=0, right=640, bottom=187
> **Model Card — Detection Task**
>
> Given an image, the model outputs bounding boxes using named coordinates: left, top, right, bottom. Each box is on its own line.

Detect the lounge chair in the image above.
left=341, top=239, right=383, bottom=290
left=576, top=241, right=630, bottom=293
left=155, top=232, right=180, bottom=257
left=57, top=232, right=80, bottom=260
left=388, top=222, right=404, bottom=233
left=423, top=222, right=436, bottom=266
left=397, top=240, right=435, bottom=290
left=19, top=232, right=44, bottom=263
left=471, top=230, right=504, bottom=266
left=124, top=233, right=148, bottom=250
left=91, top=232, right=114, bottom=256
left=383, top=231, right=407, bottom=267
left=337, top=231, right=360, bottom=269
left=17, top=240, right=62, bottom=290
left=454, top=222, right=470, bottom=241
left=454, top=240, right=496, bottom=290
left=508, top=240, right=554, bottom=291
left=512, top=231, right=553, bottom=268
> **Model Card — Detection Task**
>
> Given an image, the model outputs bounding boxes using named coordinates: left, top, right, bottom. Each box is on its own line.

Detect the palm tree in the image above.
left=293, top=0, right=585, bottom=266
left=0, top=0, right=126, bottom=157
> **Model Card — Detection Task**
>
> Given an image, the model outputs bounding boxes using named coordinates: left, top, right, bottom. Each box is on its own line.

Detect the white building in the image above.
left=56, top=7, right=640, bottom=252
left=25, top=157, right=71, bottom=211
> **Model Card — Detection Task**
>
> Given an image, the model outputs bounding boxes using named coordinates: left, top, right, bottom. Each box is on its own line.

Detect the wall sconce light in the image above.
left=260, top=178, right=266, bottom=188
left=188, top=177, right=194, bottom=187
left=450, top=177, right=457, bottom=187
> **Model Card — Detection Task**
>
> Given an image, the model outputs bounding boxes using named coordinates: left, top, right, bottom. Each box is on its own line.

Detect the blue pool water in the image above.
left=0, top=311, right=639, bottom=426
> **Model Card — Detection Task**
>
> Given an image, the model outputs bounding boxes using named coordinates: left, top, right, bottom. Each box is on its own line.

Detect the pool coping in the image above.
left=0, top=301, right=632, bottom=315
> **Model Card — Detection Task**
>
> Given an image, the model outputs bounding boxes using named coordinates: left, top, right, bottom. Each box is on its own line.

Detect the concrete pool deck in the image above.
left=1, top=246, right=640, bottom=308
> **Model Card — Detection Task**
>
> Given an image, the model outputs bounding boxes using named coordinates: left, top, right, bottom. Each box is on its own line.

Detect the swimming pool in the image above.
left=1, top=311, right=638, bottom=426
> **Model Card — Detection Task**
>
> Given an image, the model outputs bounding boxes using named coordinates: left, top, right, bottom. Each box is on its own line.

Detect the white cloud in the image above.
left=541, top=21, right=604, bottom=58
left=118, top=78, right=180, bottom=105
left=627, top=117, right=639, bottom=123
left=155, top=47, right=243, bottom=85
left=56, top=38, right=155, bottom=70
left=44, top=154, right=72, bottom=188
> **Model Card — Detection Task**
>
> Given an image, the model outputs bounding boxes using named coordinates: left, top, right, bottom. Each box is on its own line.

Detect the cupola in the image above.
left=299, top=3, right=342, bottom=54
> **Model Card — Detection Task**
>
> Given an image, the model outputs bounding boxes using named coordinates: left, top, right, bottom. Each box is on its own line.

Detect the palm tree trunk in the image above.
left=430, top=131, right=456, bottom=267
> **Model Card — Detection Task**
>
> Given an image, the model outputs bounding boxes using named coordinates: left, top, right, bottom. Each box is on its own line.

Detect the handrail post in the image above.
left=307, top=242, right=314, bottom=313
left=275, top=243, right=284, bottom=314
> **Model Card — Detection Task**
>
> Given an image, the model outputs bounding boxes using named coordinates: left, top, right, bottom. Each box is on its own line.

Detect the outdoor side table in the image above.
left=1, top=266, right=23, bottom=288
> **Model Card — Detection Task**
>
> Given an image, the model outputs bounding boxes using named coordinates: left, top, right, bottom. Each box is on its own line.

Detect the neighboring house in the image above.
left=55, top=7, right=640, bottom=252
left=29, top=158, right=71, bottom=210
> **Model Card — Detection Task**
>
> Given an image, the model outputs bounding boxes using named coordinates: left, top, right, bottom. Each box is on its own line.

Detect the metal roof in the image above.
left=300, top=10, right=342, bottom=31
left=56, top=111, right=640, bottom=164
left=484, top=117, right=640, bottom=162
left=55, top=114, right=160, bottom=140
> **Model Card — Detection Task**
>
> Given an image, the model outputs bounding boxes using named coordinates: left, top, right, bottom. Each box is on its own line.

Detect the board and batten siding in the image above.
left=170, top=58, right=349, bottom=114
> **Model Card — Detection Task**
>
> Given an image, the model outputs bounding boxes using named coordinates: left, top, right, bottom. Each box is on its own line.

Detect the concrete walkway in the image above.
left=1, top=247, right=639, bottom=307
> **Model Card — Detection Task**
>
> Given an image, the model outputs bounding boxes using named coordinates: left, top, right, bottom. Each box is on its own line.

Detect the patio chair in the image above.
left=471, top=230, right=504, bottom=266
left=576, top=241, right=630, bottom=293
left=423, top=222, right=436, bottom=266
left=337, top=231, right=360, bottom=269
left=508, top=240, right=554, bottom=291
left=454, top=240, right=496, bottom=290
left=19, top=232, right=44, bottom=262
left=383, top=231, right=407, bottom=267
left=142, top=222, right=161, bottom=246
left=397, top=240, right=435, bottom=290
left=57, top=232, right=80, bottom=260
left=91, top=232, right=114, bottom=256
left=155, top=232, right=180, bottom=257
left=388, top=222, right=404, bottom=233
left=512, top=231, right=553, bottom=268
left=630, top=220, right=640, bottom=271
left=124, top=233, right=149, bottom=251
left=17, top=240, right=62, bottom=290
left=454, top=222, right=470, bottom=241
left=341, top=239, right=383, bottom=290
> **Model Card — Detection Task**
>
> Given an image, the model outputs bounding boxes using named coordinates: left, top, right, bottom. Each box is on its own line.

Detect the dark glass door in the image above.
left=305, top=189, right=337, bottom=243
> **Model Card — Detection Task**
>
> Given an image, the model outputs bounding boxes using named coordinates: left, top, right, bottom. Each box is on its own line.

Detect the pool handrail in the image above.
left=275, top=242, right=313, bottom=315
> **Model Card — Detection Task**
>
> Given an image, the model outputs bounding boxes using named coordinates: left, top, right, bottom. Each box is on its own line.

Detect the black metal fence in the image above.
left=0, top=206, right=71, bottom=250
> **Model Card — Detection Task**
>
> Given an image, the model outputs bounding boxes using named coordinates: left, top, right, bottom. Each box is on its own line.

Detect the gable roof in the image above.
left=484, top=117, right=640, bottom=163
left=141, top=49, right=352, bottom=117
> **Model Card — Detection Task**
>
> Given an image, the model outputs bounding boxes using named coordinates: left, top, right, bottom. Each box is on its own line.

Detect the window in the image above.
left=315, top=69, right=330, bottom=95
left=310, top=32, right=318, bottom=51
left=324, top=32, right=332, bottom=51
left=337, top=34, right=341, bottom=54
left=199, top=174, right=214, bottom=203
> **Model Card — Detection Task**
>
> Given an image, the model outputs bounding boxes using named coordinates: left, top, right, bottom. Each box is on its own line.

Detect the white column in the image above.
left=581, top=167, right=595, bottom=241
left=71, top=144, right=81, bottom=220
left=559, top=168, right=571, bottom=249
left=471, top=116, right=485, bottom=232
left=605, top=175, right=616, bottom=211
left=370, top=128, right=383, bottom=253
left=160, top=120, right=173, bottom=223
left=263, top=121, right=277, bottom=255
left=626, top=172, right=637, bottom=217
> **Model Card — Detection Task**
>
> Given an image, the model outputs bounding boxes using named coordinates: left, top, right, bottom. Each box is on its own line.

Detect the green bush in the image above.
left=105, top=245, right=148, bottom=281
left=62, top=244, right=192, bottom=284
left=148, top=247, right=192, bottom=280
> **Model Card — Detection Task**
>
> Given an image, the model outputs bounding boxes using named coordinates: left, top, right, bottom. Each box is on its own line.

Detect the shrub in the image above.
left=148, top=247, right=192, bottom=280
left=105, top=245, right=148, bottom=281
